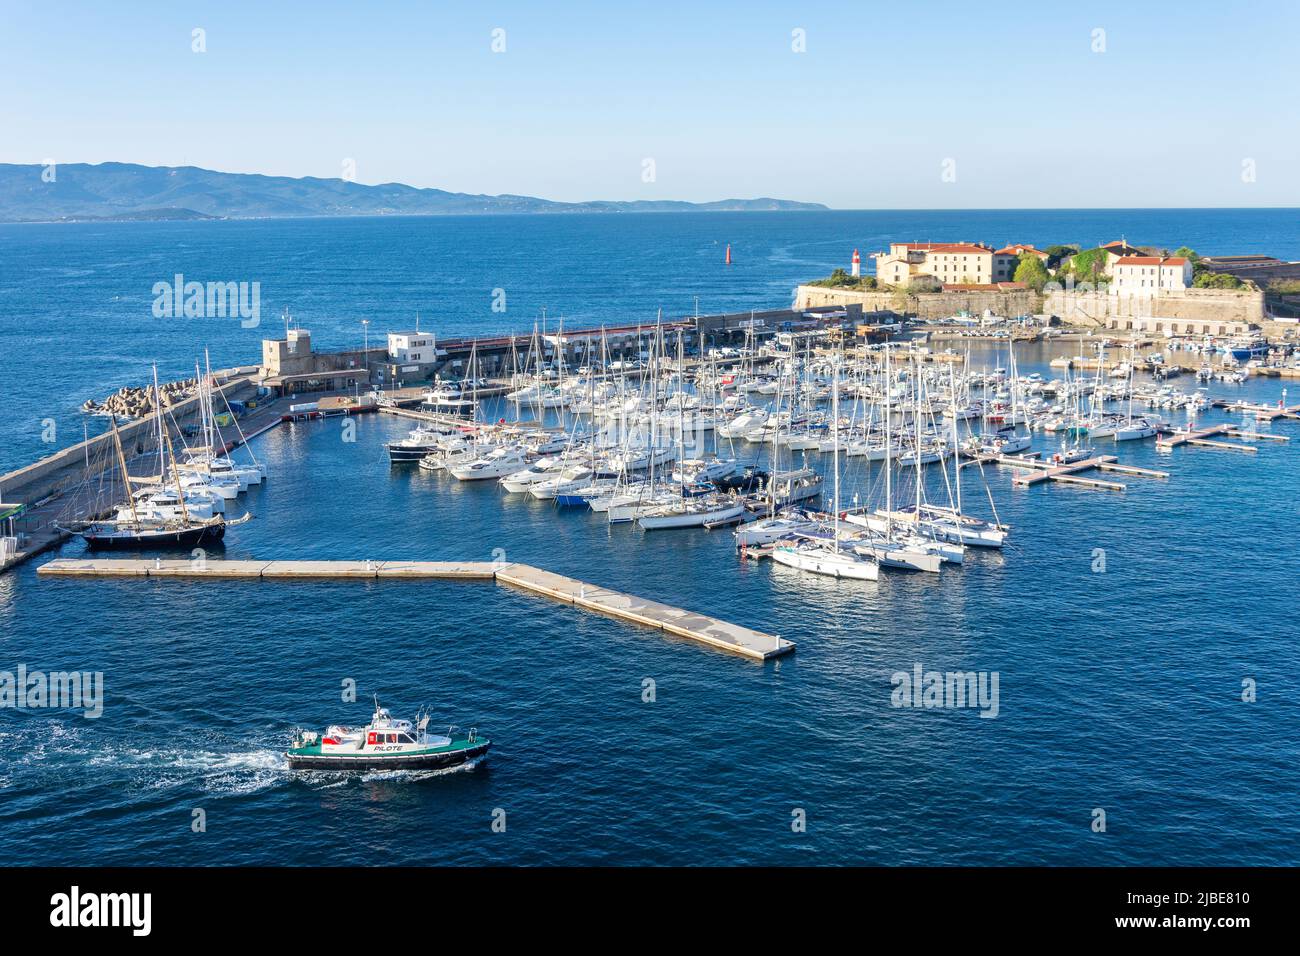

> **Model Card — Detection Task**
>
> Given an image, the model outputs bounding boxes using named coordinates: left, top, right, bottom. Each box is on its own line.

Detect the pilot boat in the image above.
left=286, top=699, right=491, bottom=772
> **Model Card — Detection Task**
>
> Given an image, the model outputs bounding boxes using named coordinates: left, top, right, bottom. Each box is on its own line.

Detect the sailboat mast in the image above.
left=914, top=353, right=924, bottom=517
left=883, top=343, right=893, bottom=536
left=163, top=416, right=191, bottom=524
left=832, top=356, right=840, bottom=553
left=469, top=341, right=478, bottom=424
left=110, top=418, right=140, bottom=525
left=677, top=330, right=686, bottom=497
left=648, top=316, right=659, bottom=488
left=949, top=361, right=962, bottom=515
left=153, top=364, right=166, bottom=479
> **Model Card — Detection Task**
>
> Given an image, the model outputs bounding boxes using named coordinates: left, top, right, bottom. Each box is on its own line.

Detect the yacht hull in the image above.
left=83, top=523, right=226, bottom=550
left=286, top=740, right=490, bottom=772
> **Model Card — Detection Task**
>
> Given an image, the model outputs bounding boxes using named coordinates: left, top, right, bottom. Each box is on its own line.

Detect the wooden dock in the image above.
left=36, top=558, right=793, bottom=662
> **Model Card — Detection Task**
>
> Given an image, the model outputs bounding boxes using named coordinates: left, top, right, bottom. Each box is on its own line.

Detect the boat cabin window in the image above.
left=398, top=733, right=416, bottom=744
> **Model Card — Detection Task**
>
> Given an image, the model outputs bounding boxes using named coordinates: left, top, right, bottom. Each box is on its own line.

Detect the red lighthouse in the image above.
left=725, top=243, right=732, bottom=266
left=851, top=248, right=861, bottom=277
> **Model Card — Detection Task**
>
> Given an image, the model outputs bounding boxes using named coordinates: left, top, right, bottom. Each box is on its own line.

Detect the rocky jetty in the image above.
left=81, top=378, right=198, bottom=419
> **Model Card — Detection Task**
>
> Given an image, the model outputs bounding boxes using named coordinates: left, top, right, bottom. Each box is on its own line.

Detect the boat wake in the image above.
left=357, top=754, right=487, bottom=784
left=1, top=718, right=489, bottom=803
left=0, top=720, right=291, bottom=799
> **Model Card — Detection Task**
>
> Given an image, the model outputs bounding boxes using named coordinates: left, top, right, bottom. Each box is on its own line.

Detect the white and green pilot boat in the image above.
left=287, top=699, right=490, bottom=772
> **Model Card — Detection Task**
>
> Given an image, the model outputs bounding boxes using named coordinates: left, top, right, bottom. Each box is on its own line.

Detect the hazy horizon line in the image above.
left=5, top=161, right=1298, bottom=214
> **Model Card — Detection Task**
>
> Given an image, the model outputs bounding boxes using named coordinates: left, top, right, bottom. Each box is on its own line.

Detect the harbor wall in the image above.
left=794, top=285, right=1040, bottom=320
left=1042, top=287, right=1264, bottom=330
left=0, top=374, right=259, bottom=507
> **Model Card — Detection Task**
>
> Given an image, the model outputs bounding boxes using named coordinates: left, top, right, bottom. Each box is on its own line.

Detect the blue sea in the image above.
left=1, top=210, right=1298, bottom=866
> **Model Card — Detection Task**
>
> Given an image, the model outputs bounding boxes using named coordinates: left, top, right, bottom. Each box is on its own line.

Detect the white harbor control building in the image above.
left=386, top=331, right=437, bottom=366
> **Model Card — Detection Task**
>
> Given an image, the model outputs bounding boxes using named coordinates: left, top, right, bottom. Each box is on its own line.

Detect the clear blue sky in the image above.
left=2, top=0, right=1297, bottom=208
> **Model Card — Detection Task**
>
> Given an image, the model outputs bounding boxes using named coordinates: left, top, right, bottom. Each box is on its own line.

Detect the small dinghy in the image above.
left=287, top=699, right=491, bottom=772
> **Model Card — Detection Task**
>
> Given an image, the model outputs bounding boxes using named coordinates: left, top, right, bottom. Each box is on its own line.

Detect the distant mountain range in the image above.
left=0, top=162, right=827, bottom=222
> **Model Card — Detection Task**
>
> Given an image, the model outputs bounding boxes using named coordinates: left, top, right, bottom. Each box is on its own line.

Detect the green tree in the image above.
left=1071, top=247, right=1110, bottom=282
left=1044, top=244, right=1080, bottom=269
left=1193, top=271, right=1243, bottom=290
left=808, top=268, right=878, bottom=290
left=1013, top=253, right=1051, bottom=291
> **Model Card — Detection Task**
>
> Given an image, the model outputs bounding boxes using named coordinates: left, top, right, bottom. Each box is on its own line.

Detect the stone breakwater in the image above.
left=80, top=378, right=198, bottom=419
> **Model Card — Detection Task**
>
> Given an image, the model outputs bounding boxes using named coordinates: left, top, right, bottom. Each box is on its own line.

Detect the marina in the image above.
left=5, top=209, right=1300, bottom=872
left=5, top=0, right=1300, bottom=918
left=6, top=317, right=1300, bottom=579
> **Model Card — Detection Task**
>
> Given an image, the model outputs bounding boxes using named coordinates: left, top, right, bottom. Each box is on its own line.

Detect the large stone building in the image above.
left=259, top=328, right=373, bottom=397
left=873, top=242, right=995, bottom=286
left=1111, top=256, right=1193, bottom=293
left=873, top=241, right=1038, bottom=287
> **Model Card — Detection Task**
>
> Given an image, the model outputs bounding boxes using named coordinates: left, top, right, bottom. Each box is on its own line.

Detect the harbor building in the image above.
left=386, top=331, right=437, bottom=365
left=259, top=328, right=375, bottom=397
left=873, top=242, right=1000, bottom=286
left=372, top=330, right=445, bottom=387
left=1111, top=256, right=1193, bottom=292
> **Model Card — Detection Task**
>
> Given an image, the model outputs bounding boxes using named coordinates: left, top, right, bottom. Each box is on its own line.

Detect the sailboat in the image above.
left=179, top=353, right=268, bottom=485
left=963, top=343, right=1032, bottom=456
left=74, top=385, right=231, bottom=550
left=1112, top=344, right=1161, bottom=440
left=841, top=344, right=945, bottom=572
left=771, top=359, right=879, bottom=580
left=638, top=331, right=746, bottom=530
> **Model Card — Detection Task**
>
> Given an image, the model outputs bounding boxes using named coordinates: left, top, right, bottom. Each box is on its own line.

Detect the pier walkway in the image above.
left=36, top=557, right=794, bottom=662
left=991, top=454, right=1170, bottom=492
left=1157, top=424, right=1263, bottom=453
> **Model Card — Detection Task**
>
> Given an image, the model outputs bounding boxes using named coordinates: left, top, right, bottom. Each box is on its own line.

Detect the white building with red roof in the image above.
left=1111, top=255, right=1193, bottom=292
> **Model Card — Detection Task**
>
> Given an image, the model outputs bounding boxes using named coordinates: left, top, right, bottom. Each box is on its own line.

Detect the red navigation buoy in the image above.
left=725, top=243, right=732, bottom=265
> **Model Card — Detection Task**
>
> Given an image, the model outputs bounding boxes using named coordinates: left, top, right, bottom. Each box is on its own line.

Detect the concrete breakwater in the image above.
left=0, top=367, right=261, bottom=508
left=37, top=557, right=795, bottom=661
left=0, top=367, right=264, bottom=574
left=80, top=377, right=200, bottom=419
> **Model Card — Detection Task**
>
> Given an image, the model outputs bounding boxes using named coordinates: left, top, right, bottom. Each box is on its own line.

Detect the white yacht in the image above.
left=637, top=493, right=745, bottom=530
left=499, top=456, right=568, bottom=493
left=771, top=539, right=879, bottom=580
left=449, top=447, right=529, bottom=481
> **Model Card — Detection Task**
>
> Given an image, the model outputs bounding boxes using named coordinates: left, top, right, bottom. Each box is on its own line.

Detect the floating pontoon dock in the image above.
left=984, top=454, right=1170, bottom=492
left=36, top=558, right=794, bottom=662
left=1157, top=423, right=1262, bottom=453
